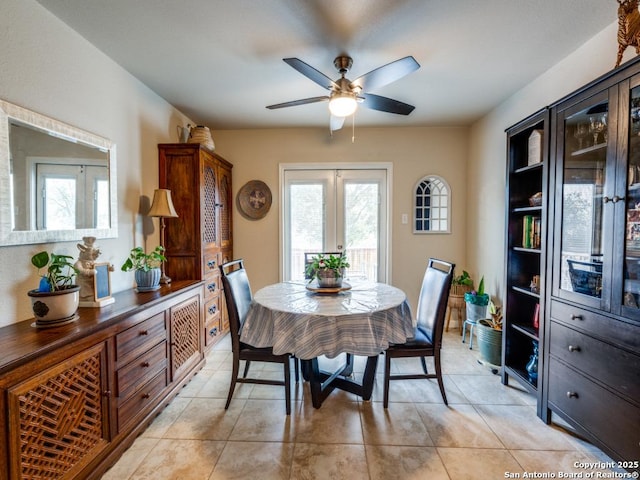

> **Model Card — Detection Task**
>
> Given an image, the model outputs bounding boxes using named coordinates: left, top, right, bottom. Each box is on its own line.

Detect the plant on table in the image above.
left=305, top=253, right=350, bottom=283
left=464, top=276, right=490, bottom=306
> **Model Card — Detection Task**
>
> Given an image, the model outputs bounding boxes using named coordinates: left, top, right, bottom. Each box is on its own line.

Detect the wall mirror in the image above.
left=0, top=99, right=117, bottom=246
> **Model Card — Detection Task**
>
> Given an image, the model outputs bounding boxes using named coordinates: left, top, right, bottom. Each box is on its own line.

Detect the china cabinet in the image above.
left=543, top=59, right=640, bottom=464
left=0, top=281, right=204, bottom=480
left=503, top=109, right=549, bottom=419
left=158, top=144, right=233, bottom=349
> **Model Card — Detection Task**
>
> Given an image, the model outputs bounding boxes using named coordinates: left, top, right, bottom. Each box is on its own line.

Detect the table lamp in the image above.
left=147, top=188, right=178, bottom=284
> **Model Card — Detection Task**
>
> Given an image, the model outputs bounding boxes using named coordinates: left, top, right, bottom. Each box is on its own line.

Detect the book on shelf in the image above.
left=532, top=303, right=540, bottom=331
left=522, top=215, right=541, bottom=249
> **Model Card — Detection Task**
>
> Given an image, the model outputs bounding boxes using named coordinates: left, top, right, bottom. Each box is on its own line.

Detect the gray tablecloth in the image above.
left=240, top=281, right=414, bottom=360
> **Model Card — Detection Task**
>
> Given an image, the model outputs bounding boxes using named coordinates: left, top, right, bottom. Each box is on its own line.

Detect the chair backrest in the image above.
left=304, top=251, right=343, bottom=279
left=415, top=258, right=455, bottom=345
left=220, top=259, right=253, bottom=346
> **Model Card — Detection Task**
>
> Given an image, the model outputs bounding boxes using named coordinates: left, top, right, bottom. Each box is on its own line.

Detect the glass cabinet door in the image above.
left=557, top=96, right=609, bottom=301
left=623, top=85, right=640, bottom=311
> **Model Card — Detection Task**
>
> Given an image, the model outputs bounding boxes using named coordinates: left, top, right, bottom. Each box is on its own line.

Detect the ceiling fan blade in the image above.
left=266, top=96, right=329, bottom=109
left=360, top=93, right=415, bottom=115
left=350, top=56, right=420, bottom=92
left=330, top=115, right=345, bottom=131
left=283, top=58, right=339, bottom=90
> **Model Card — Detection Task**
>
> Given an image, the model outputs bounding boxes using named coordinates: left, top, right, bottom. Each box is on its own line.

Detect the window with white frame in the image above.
left=414, top=175, right=450, bottom=233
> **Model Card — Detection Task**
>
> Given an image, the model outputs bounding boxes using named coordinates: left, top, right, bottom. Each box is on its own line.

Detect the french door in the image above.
left=282, top=166, right=389, bottom=282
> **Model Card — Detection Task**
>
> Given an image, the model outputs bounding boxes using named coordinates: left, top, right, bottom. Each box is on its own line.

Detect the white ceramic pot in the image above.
left=28, top=285, right=80, bottom=325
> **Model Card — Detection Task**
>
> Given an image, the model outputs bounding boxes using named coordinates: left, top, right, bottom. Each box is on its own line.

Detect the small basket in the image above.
left=528, top=192, right=543, bottom=207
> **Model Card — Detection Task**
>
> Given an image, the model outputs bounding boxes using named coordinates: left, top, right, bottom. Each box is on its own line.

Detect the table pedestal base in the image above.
left=301, top=354, right=379, bottom=408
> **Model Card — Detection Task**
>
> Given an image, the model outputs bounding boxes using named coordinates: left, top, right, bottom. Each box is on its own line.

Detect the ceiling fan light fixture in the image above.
left=329, top=93, right=357, bottom=117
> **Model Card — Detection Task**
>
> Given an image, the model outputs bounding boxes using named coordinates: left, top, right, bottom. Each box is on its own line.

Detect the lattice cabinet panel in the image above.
left=7, top=343, right=109, bottom=480
left=203, top=163, right=217, bottom=245
left=169, top=295, right=202, bottom=381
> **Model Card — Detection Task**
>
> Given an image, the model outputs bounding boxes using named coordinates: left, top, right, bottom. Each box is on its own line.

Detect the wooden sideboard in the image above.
left=0, top=281, right=205, bottom=480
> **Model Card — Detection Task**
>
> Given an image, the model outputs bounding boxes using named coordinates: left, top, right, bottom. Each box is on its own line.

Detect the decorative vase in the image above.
left=28, top=285, right=80, bottom=327
left=317, top=268, right=343, bottom=288
left=525, top=341, right=539, bottom=382
left=135, top=268, right=161, bottom=292
left=187, top=125, right=215, bottom=150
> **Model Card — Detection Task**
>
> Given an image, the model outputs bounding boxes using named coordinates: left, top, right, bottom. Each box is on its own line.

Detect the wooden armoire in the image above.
left=158, top=144, right=233, bottom=349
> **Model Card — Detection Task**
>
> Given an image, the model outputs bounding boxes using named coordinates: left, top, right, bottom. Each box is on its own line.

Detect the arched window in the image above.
left=414, top=175, right=450, bottom=233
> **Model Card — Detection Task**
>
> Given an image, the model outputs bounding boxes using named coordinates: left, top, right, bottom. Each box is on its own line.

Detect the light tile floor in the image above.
left=102, top=328, right=619, bottom=480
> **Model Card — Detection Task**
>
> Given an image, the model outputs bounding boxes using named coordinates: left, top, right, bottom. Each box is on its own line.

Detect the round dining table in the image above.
left=240, top=280, right=414, bottom=408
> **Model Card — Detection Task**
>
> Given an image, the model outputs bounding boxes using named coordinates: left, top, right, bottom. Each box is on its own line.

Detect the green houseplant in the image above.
left=28, top=251, right=80, bottom=325
left=121, top=246, right=166, bottom=291
left=305, top=253, right=350, bottom=288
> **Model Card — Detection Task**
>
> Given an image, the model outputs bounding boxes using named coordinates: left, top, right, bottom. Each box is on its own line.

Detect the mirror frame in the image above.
left=0, top=99, right=118, bottom=245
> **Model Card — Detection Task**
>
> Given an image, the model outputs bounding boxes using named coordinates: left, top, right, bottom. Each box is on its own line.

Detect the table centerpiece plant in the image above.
left=305, top=253, right=350, bottom=288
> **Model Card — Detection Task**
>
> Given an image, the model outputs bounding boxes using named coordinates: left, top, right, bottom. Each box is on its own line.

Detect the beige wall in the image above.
left=0, top=0, right=191, bottom=326
left=213, top=126, right=469, bottom=309
left=467, top=21, right=630, bottom=306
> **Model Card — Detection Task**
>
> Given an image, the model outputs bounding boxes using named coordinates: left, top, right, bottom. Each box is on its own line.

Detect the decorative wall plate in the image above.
left=237, top=180, right=272, bottom=220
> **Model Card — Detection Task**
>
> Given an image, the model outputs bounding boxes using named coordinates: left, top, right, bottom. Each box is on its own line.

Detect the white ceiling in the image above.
left=36, top=0, right=616, bottom=130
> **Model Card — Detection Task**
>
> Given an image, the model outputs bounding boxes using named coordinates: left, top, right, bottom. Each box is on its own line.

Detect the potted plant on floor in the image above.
left=121, top=246, right=166, bottom=292
left=464, top=276, right=490, bottom=321
left=305, top=253, right=350, bottom=288
left=476, top=300, right=503, bottom=369
left=28, top=251, right=80, bottom=326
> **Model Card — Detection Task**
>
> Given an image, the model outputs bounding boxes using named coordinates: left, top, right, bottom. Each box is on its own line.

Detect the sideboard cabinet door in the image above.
left=6, top=342, right=110, bottom=480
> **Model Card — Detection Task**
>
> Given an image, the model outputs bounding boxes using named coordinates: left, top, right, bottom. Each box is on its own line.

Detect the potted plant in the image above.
left=305, top=253, right=350, bottom=288
left=121, top=246, right=166, bottom=292
left=451, top=269, right=474, bottom=296
left=464, top=275, right=490, bottom=322
left=28, top=251, right=80, bottom=325
left=476, top=300, right=503, bottom=368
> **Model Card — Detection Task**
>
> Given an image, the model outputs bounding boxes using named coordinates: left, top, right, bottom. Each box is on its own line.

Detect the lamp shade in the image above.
left=147, top=189, right=178, bottom=218
left=329, top=93, right=357, bottom=117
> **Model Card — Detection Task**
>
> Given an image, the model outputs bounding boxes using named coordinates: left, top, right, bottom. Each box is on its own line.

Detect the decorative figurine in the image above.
left=75, top=236, right=114, bottom=307
left=615, top=0, right=640, bottom=68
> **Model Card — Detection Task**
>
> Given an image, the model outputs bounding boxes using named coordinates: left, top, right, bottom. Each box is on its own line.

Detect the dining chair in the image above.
left=304, top=251, right=343, bottom=279
left=383, top=258, right=455, bottom=408
left=220, top=259, right=296, bottom=415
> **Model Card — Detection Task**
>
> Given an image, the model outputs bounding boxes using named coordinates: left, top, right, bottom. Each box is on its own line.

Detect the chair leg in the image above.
left=242, top=360, right=251, bottom=378
left=284, top=358, right=291, bottom=415
left=468, top=323, right=474, bottom=350
left=434, top=350, right=448, bottom=405
left=383, top=352, right=392, bottom=408
left=461, top=320, right=467, bottom=343
left=226, top=353, right=240, bottom=410
left=420, top=356, right=429, bottom=375
left=294, top=356, right=300, bottom=383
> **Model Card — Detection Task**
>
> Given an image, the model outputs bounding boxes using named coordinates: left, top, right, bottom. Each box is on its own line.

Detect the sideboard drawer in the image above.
left=547, top=357, right=640, bottom=462
left=549, top=321, right=640, bottom=401
left=115, top=312, right=167, bottom=367
left=117, top=370, right=167, bottom=432
left=116, top=341, right=168, bottom=400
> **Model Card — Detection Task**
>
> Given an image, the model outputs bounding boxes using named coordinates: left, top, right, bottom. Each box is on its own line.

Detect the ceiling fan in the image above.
left=266, top=55, right=420, bottom=131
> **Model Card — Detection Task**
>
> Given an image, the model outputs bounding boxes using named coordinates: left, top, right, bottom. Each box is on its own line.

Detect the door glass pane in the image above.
left=624, top=87, right=640, bottom=309
left=559, top=101, right=608, bottom=297
left=289, top=183, right=324, bottom=281
left=344, top=181, right=379, bottom=281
